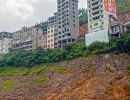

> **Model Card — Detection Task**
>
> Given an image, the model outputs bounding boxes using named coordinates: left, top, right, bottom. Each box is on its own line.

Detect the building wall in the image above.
left=47, top=25, right=57, bottom=49
left=12, top=26, right=47, bottom=51
left=57, top=0, right=79, bottom=48
left=0, top=32, right=13, bottom=39
left=0, top=38, right=12, bottom=55
left=86, top=0, right=117, bottom=46
left=32, top=27, right=47, bottom=49
left=47, top=13, right=58, bottom=49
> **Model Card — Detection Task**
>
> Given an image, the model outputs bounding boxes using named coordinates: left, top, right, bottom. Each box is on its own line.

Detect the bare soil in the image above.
left=0, top=53, right=130, bottom=100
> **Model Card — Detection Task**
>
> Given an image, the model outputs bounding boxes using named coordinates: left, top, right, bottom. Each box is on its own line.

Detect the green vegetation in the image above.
left=0, top=67, right=17, bottom=76
left=0, top=64, right=65, bottom=77
left=34, top=77, right=48, bottom=85
left=117, top=0, right=130, bottom=12
left=0, top=64, right=66, bottom=91
left=79, top=8, right=88, bottom=26
left=0, top=32, right=130, bottom=67
left=54, top=66, right=66, bottom=74
left=128, top=67, right=130, bottom=74
left=127, top=85, right=130, bottom=92
left=2, top=80, right=19, bottom=91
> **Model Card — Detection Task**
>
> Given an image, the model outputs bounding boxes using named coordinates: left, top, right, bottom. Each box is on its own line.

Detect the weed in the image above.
left=2, top=80, right=19, bottom=91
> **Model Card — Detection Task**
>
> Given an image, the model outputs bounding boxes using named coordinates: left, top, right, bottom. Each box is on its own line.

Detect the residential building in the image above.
left=12, top=26, right=34, bottom=51
left=85, top=0, right=120, bottom=46
left=57, top=0, right=79, bottom=48
left=0, top=32, right=13, bottom=39
left=33, top=26, right=47, bottom=49
left=0, top=38, right=12, bottom=55
left=12, top=26, right=47, bottom=51
left=47, top=13, right=58, bottom=49
left=35, top=21, right=48, bottom=34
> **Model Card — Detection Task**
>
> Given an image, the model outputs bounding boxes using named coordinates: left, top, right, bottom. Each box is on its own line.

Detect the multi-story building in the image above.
left=85, top=0, right=122, bottom=46
left=0, top=38, right=12, bottom=55
left=57, top=0, right=79, bottom=48
left=0, top=32, right=13, bottom=39
left=47, top=13, right=58, bottom=49
left=12, top=26, right=47, bottom=51
left=35, top=22, right=48, bottom=34
left=33, top=26, right=47, bottom=49
left=12, top=26, right=35, bottom=51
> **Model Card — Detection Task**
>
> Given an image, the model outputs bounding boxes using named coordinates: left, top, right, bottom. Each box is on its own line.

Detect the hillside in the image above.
left=117, top=0, right=130, bottom=13
left=0, top=53, right=130, bottom=99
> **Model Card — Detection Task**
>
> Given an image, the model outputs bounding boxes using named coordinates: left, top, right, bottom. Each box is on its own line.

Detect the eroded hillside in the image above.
left=0, top=53, right=130, bottom=100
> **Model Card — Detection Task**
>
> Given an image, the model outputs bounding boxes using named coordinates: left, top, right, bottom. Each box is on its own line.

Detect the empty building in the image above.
left=12, top=26, right=47, bottom=51
left=0, top=32, right=13, bottom=39
left=0, top=38, right=12, bottom=55
left=57, top=0, right=79, bottom=48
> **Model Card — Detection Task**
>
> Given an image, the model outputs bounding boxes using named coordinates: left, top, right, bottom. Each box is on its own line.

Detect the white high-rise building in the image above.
left=86, top=0, right=117, bottom=46
left=57, top=0, right=79, bottom=48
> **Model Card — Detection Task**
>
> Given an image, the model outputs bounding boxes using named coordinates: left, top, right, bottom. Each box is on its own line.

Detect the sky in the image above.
left=0, top=0, right=87, bottom=32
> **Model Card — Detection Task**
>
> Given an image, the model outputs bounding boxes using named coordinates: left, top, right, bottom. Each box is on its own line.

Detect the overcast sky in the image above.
left=0, top=0, right=87, bottom=32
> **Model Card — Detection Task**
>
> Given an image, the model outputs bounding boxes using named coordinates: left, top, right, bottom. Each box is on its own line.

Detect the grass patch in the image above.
left=36, top=68, right=44, bottom=75
left=34, top=77, right=48, bottom=85
left=2, top=80, right=19, bottom=91
left=0, top=67, right=17, bottom=76
left=128, top=52, right=130, bottom=55
left=20, top=68, right=30, bottom=76
left=128, top=67, right=130, bottom=74
left=24, top=76, right=48, bottom=87
left=54, top=66, right=66, bottom=73
left=127, top=85, right=130, bottom=92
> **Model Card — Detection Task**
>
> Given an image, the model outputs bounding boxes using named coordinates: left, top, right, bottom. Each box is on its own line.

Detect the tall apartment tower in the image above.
left=85, top=0, right=117, bottom=46
left=57, top=0, right=79, bottom=48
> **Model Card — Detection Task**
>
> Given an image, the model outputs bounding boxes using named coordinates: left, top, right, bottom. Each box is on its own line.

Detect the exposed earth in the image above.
left=0, top=53, right=130, bottom=100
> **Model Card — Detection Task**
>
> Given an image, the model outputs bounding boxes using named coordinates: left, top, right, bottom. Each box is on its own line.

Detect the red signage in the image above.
left=111, top=0, right=116, bottom=14
left=104, top=0, right=109, bottom=11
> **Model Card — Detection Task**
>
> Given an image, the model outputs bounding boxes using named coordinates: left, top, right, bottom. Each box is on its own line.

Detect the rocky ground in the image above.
left=0, top=53, right=130, bottom=100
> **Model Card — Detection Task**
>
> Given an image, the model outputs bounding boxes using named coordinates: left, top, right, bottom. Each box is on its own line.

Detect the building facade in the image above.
left=35, top=22, right=48, bottom=34
left=12, top=26, right=35, bottom=51
left=57, top=0, right=79, bottom=48
left=0, top=38, right=12, bottom=55
left=33, top=26, right=47, bottom=49
left=0, top=32, right=13, bottom=39
left=12, top=26, right=47, bottom=51
left=47, top=13, right=58, bottom=49
left=85, top=0, right=118, bottom=46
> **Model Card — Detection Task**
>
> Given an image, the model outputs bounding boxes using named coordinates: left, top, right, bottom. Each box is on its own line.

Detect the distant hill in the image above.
left=116, top=0, right=130, bottom=13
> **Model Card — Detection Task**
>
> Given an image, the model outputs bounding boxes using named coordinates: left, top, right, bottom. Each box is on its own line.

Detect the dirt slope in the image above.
left=0, top=53, right=130, bottom=100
